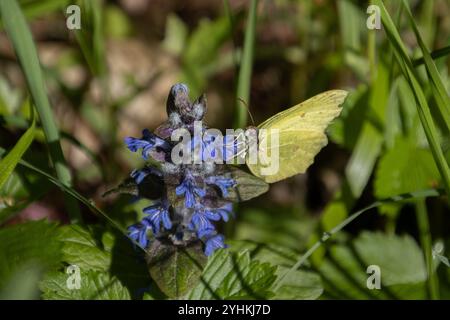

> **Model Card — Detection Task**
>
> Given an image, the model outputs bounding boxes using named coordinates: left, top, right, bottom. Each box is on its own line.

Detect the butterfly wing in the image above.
left=246, top=90, right=348, bottom=183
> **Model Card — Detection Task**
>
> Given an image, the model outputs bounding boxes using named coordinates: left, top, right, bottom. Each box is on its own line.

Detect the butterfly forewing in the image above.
left=246, top=90, right=348, bottom=183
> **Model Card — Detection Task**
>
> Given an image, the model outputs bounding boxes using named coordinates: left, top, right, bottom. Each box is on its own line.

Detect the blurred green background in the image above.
left=0, top=0, right=450, bottom=300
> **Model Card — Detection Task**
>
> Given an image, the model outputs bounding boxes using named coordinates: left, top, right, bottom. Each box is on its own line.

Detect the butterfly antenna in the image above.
left=237, top=98, right=255, bottom=126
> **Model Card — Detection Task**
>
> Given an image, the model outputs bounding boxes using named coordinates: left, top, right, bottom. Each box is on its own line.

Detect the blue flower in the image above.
left=201, top=132, right=221, bottom=161
left=214, top=202, right=233, bottom=222
left=205, top=176, right=236, bottom=196
left=188, top=205, right=221, bottom=236
left=131, top=166, right=162, bottom=184
left=175, top=171, right=206, bottom=208
left=222, top=132, right=250, bottom=162
left=128, top=223, right=150, bottom=248
left=124, top=129, right=170, bottom=160
left=204, top=234, right=227, bottom=256
left=197, top=227, right=216, bottom=239
left=143, top=200, right=172, bottom=234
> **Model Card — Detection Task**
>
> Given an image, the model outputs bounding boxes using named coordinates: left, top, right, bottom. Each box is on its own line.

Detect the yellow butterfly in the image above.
left=245, top=90, right=348, bottom=183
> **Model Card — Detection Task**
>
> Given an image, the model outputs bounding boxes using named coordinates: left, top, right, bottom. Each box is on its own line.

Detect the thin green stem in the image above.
left=233, top=0, right=258, bottom=129
left=416, top=199, right=439, bottom=299
left=367, top=1, right=376, bottom=82
left=412, top=45, right=450, bottom=67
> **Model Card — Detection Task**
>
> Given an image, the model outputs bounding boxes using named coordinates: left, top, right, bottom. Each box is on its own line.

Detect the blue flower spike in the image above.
left=124, top=84, right=250, bottom=257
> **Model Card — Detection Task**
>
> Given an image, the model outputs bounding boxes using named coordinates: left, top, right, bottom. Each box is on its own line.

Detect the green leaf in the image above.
left=0, top=0, right=70, bottom=25
left=57, top=225, right=111, bottom=271
left=163, top=14, right=188, bottom=55
left=317, top=231, right=427, bottom=299
left=354, top=231, right=427, bottom=286
left=319, top=246, right=374, bottom=299
left=0, top=220, right=62, bottom=288
left=272, top=267, right=322, bottom=300
left=40, top=270, right=130, bottom=300
left=345, top=123, right=383, bottom=198
left=146, top=240, right=207, bottom=299
left=104, top=4, right=132, bottom=39
left=74, top=0, right=106, bottom=76
left=181, top=15, right=231, bottom=96
left=375, top=138, right=440, bottom=198
left=337, top=0, right=369, bottom=79
left=0, top=111, right=35, bottom=190
left=227, top=239, right=297, bottom=267
left=234, top=207, right=316, bottom=251
left=0, top=263, right=43, bottom=300
left=56, top=225, right=150, bottom=299
left=227, top=241, right=323, bottom=300
left=187, top=249, right=277, bottom=299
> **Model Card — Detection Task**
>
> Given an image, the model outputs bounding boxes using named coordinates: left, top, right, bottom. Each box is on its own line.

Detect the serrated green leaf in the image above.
left=272, top=267, right=322, bottom=300
left=57, top=225, right=111, bottom=271
left=318, top=231, right=427, bottom=299
left=40, top=270, right=130, bottom=300
left=354, top=231, right=427, bottom=286
left=56, top=225, right=150, bottom=299
left=375, top=138, right=440, bottom=198
left=227, top=239, right=297, bottom=267
left=187, top=249, right=277, bottom=299
left=227, top=241, right=323, bottom=299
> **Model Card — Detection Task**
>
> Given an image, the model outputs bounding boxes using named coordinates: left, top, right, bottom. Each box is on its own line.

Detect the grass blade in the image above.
left=0, top=0, right=81, bottom=222
left=402, top=0, right=450, bottom=133
left=413, top=45, right=450, bottom=67
left=233, top=0, right=258, bottom=129
left=374, top=0, right=450, bottom=197
left=0, top=111, right=35, bottom=190
left=415, top=199, right=440, bottom=299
